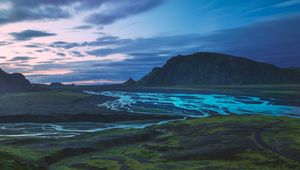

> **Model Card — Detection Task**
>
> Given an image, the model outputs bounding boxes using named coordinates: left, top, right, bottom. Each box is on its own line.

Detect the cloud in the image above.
left=0, top=41, right=12, bottom=46
left=25, top=62, right=123, bottom=84
left=35, top=48, right=51, bottom=53
left=273, top=0, right=300, bottom=8
left=49, top=41, right=80, bottom=49
left=0, top=0, right=72, bottom=25
left=62, top=79, right=123, bottom=85
left=8, top=56, right=33, bottom=61
left=70, top=51, right=85, bottom=57
left=88, top=48, right=117, bottom=57
left=24, top=44, right=41, bottom=48
left=37, top=61, right=55, bottom=64
left=247, top=0, right=300, bottom=14
left=87, top=34, right=205, bottom=57
left=201, top=15, right=300, bottom=66
left=56, top=52, right=66, bottom=57
left=0, top=0, right=164, bottom=26
left=23, top=69, right=73, bottom=76
left=88, top=36, right=131, bottom=46
left=86, top=15, right=300, bottom=68
left=82, top=34, right=204, bottom=81
left=85, top=0, right=165, bottom=25
left=10, top=30, right=56, bottom=41
left=72, top=25, right=93, bottom=30
left=48, top=35, right=130, bottom=51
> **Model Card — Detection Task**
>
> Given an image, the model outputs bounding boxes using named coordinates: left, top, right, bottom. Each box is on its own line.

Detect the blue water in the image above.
left=0, top=121, right=168, bottom=138
left=94, top=91, right=300, bottom=118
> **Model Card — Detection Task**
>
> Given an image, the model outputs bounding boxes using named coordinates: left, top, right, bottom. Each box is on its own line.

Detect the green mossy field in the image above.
left=0, top=115, right=299, bottom=170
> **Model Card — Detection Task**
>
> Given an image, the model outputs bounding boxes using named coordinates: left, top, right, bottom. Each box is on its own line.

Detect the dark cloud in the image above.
left=82, top=34, right=195, bottom=80
left=96, top=32, right=107, bottom=35
left=0, top=0, right=98, bottom=25
left=85, top=0, right=165, bottom=25
left=87, top=34, right=204, bottom=58
left=8, top=56, right=34, bottom=62
left=10, top=30, right=56, bottom=41
left=14, top=63, right=31, bottom=67
left=87, top=48, right=116, bottom=57
left=0, top=0, right=72, bottom=25
left=24, top=44, right=41, bottom=48
left=36, top=48, right=51, bottom=53
left=0, top=62, right=10, bottom=66
left=0, top=41, right=12, bottom=46
left=37, top=61, right=55, bottom=64
left=49, top=41, right=80, bottom=49
left=0, top=0, right=164, bottom=26
left=88, top=36, right=131, bottom=46
left=27, top=69, right=126, bottom=84
left=72, top=25, right=93, bottom=30
left=0, top=56, right=6, bottom=59
left=71, top=51, right=85, bottom=57
left=48, top=36, right=130, bottom=50
left=56, top=52, right=66, bottom=57
left=201, top=15, right=300, bottom=67
left=86, top=15, right=300, bottom=68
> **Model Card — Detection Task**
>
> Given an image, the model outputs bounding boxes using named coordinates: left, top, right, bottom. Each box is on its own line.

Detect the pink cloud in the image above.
left=23, top=69, right=73, bottom=76
left=62, top=79, right=124, bottom=85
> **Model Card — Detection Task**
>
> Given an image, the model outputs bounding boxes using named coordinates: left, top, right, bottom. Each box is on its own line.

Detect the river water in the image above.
left=0, top=91, right=299, bottom=138
left=97, top=91, right=300, bottom=118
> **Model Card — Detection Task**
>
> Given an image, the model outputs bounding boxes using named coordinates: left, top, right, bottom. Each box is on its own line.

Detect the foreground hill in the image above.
left=0, top=115, right=299, bottom=169
left=289, top=67, right=300, bottom=73
left=0, top=68, right=31, bottom=92
left=138, top=52, right=300, bottom=86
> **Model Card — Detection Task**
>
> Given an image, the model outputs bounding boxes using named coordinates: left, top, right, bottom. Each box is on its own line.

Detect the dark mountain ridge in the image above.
left=123, top=78, right=137, bottom=86
left=0, top=68, right=31, bottom=92
left=137, top=52, right=300, bottom=86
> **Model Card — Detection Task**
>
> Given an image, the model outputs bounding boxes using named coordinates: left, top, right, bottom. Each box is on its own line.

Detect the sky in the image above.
left=0, top=0, right=299, bottom=84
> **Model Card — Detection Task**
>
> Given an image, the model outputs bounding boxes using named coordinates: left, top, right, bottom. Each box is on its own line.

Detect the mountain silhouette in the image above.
left=0, top=68, right=31, bottom=92
left=122, top=78, right=137, bottom=86
left=137, top=52, right=300, bottom=86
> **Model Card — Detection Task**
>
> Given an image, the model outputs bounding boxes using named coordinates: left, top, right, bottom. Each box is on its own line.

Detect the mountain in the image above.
left=289, top=67, right=300, bottom=73
left=0, top=68, right=31, bottom=92
left=122, top=78, right=137, bottom=86
left=50, top=82, right=65, bottom=87
left=138, top=52, right=300, bottom=86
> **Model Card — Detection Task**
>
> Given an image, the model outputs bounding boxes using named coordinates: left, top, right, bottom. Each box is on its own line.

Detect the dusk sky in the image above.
left=0, top=0, right=300, bottom=84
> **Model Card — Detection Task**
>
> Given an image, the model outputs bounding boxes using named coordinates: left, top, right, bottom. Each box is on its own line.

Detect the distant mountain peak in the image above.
left=123, top=78, right=137, bottom=86
left=0, top=68, right=31, bottom=92
left=0, top=68, right=8, bottom=75
left=50, top=82, right=65, bottom=87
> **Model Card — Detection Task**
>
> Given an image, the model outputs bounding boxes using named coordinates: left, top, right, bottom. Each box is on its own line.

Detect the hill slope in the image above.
left=0, top=68, right=31, bottom=92
left=138, top=52, right=300, bottom=86
left=122, top=78, right=137, bottom=86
